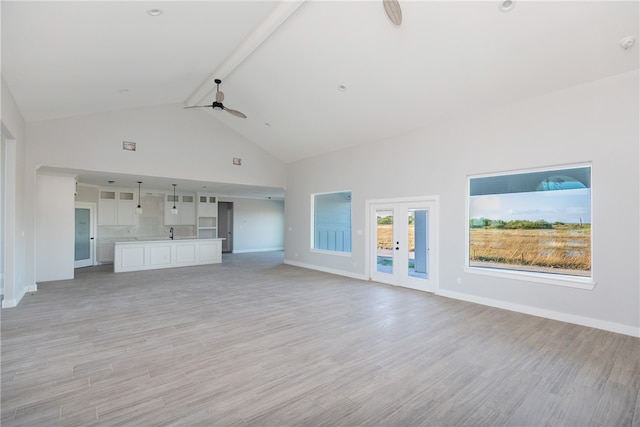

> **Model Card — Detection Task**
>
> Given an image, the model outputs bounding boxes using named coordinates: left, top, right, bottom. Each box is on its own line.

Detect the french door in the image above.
left=369, top=198, right=438, bottom=292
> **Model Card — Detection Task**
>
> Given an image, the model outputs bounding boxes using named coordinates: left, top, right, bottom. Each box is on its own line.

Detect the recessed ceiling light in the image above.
left=147, top=8, right=163, bottom=16
left=338, top=85, right=347, bottom=92
left=500, top=0, right=515, bottom=12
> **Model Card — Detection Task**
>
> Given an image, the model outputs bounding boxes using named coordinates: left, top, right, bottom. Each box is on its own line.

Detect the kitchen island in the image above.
left=113, top=238, right=225, bottom=273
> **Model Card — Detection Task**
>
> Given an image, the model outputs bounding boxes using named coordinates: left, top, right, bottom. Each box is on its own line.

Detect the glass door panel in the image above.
left=408, top=209, right=428, bottom=279
left=75, top=207, right=94, bottom=268
left=376, top=209, right=394, bottom=274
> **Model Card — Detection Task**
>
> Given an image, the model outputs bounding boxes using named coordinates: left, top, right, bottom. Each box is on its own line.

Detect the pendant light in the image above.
left=171, top=184, right=178, bottom=215
left=136, top=181, right=143, bottom=214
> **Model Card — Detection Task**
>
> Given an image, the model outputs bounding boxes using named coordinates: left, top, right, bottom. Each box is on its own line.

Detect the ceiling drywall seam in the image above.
left=184, top=0, right=306, bottom=107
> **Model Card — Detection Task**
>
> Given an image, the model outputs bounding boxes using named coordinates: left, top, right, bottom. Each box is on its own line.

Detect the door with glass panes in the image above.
left=74, top=205, right=95, bottom=268
left=370, top=200, right=437, bottom=292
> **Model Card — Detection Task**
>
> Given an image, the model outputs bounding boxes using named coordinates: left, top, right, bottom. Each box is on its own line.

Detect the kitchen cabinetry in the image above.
left=197, top=194, right=218, bottom=238
left=117, top=191, right=136, bottom=225
left=96, top=241, right=115, bottom=263
left=181, top=195, right=196, bottom=225
left=98, top=189, right=136, bottom=225
left=98, top=191, right=117, bottom=225
left=114, top=238, right=224, bottom=273
left=164, top=193, right=196, bottom=225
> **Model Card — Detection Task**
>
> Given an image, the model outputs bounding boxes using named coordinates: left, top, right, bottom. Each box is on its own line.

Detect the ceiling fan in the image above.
left=184, top=79, right=247, bottom=118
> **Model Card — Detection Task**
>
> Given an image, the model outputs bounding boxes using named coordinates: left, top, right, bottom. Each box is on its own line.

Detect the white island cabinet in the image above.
left=113, top=238, right=224, bottom=273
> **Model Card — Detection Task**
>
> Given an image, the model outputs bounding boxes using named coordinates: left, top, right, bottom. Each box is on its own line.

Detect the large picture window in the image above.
left=312, top=191, right=352, bottom=253
left=467, top=165, right=591, bottom=281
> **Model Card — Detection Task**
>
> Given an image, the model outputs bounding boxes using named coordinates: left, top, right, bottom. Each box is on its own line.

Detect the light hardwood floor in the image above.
left=2, top=251, right=639, bottom=426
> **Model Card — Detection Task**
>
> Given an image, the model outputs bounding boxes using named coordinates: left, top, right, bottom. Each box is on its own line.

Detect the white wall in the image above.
left=36, top=173, right=75, bottom=282
left=219, top=197, right=285, bottom=253
left=75, top=183, right=98, bottom=204
left=26, top=103, right=286, bottom=188
left=284, top=71, right=640, bottom=336
left=1, top=76, right=28, bottom=307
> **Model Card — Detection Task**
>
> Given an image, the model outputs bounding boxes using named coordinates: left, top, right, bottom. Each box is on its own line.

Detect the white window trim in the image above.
left=310, top=248, right=352, bottom=257
left=465, top=162, right=595, bottom=289
left=464, top=266, right=595, bottom=290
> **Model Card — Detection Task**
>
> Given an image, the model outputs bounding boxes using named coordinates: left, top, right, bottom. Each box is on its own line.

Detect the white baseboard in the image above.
left=437, top=289, right=640, bottom=338
left=231, top=248, right=284, bottom=254
left=2, top=298, right=18, bottom=308
left=284, top=259, right=368, bottom=281
left=2, top=284, right=37, bottom=308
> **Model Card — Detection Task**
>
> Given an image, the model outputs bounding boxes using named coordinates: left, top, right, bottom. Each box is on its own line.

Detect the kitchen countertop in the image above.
left=99, top=236, right=200, bottom=243
left=113, top=237, right=224, bottom=244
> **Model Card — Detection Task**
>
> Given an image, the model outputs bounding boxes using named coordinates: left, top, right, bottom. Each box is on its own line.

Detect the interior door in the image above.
left=74, top=205, right=95, bottom=268
left=218, top=202, right=233, bottom=253
left=370, top=200, right=437, bottom=292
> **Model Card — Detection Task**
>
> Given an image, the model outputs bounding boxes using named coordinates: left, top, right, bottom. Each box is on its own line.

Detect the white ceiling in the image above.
left=2, top=1, right=638, bottom=195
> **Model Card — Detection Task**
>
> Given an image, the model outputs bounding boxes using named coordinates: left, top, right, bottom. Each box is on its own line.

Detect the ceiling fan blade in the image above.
left=184, top=105, right=213, bottom=109
left=224, top=107, right=247, bottom=119
left=216, top=91, right=224, bottom=103
left=383, top=0, right=402, bottom=25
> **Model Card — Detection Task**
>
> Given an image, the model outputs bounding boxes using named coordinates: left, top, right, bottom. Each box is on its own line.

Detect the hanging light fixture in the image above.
left=136, top=181, right=143, bottom=214
left=171, top=184, right=178, bottom=215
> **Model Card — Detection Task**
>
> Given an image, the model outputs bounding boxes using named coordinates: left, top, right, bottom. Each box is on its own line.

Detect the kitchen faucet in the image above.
left=169, top=227, right=174, bottom=240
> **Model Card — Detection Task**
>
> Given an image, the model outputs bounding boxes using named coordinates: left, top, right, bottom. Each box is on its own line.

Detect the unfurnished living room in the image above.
left=1, top=1, right=639, bottom=426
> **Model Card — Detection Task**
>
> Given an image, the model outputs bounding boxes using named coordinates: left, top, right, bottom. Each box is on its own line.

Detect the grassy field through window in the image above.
left=469, top=224, right=591, bottom=276
left=376, top=224, right=415, bottom=251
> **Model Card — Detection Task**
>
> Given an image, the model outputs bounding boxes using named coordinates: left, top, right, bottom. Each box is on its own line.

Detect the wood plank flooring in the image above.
left=2, top=251, right=639, bottom=426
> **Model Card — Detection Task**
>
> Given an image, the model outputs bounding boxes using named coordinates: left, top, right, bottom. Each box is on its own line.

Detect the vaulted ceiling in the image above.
left=2, top=1, right=638, bottom=192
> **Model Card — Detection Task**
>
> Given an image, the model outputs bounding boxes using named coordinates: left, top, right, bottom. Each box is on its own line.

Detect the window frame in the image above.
left=310, top=190, right=353, bottom=256
left=465, top=163, right=595, bottom=290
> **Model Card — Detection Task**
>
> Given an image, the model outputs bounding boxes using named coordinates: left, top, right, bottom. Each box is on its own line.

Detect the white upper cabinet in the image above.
left=98, top=190, right=117, bottom=225
left=198, top=194, right=218, bottom=217
left=180, top=194, right=196, bottom=225
left=98, top=189, right=136, bottom=225
left=164, top=194, right=180, bottom=225
left=117, top=191, right=136, bottom=225
left=164, top=192, right=196, bottom=225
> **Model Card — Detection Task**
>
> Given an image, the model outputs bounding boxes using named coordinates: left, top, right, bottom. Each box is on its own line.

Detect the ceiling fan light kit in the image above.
left=184, top=79, right=247, bottom=118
